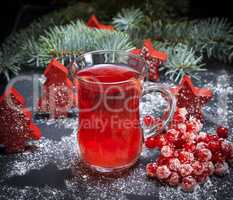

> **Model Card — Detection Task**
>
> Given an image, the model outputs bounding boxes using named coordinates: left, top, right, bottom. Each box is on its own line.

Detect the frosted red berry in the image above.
left=208, top=140, right=221, bottom=153
left=183, top=143, right=196, bottom=152
left=168, top=158, right=181, bottom=172
left=203, top=161, right=215, bottom=175
left=168, top=172, right=180, bottom=186
left=192, top=161, right=205, bottom=176
left=179, top=164, right=193, bottom=177
left=214, top=162, right=229, bottom=176
left=197, top=148, right=212, bottom=162
left=217, top=127, right=228, bottom=139
left=181, top=176, right=197, bottom=192
left=146, top=162, right=158, bottom=177
left=156, top=165, right=171, bottom=179
left=145, top=136, right=157, bottom=149
left=144, top=115, right=155, bottom=127
left=179, top=151, right=194, bottom=163
left=161, top=145, right=174, bottom=158
left=212, top=152, right=225, bottom=163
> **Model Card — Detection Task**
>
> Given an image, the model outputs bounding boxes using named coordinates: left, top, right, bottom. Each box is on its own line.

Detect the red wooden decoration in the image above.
left=131, top=39, right=167, bottom=81
left=170, top=75, right=213, bottom=122
left=38, top=59, right=75, bottom=118
left=87, top=15, right=114, bottom=30
left=0, top=87, right=41, bottom=153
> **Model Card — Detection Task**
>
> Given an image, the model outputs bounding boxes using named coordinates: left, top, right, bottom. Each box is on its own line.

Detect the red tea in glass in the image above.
left=76, top=51, right=175, bottom=172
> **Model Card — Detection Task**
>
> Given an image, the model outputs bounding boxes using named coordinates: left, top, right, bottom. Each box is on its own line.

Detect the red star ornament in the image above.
left=87, top=15, right=114, bottom=31
left=170, top=75, right=213, bottom=122
left=131, top=39, right=167, bottom=81
left=0, top=87, right=41, bottom=153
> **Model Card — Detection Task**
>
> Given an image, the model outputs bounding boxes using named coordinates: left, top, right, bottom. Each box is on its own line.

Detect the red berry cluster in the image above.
left=145, top=108, right=232, bottom=192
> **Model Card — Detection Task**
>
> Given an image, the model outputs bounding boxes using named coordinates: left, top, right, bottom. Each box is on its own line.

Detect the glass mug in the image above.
left=75, top=50, right=176, bottom=172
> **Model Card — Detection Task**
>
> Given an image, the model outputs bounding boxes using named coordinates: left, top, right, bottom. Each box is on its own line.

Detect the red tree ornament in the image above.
left=131, top=39, right=167, bottom=81
left=0, top=87, right=41, bottom=153
left=170, top=75, right=213, bottom=121
left=87, top=15, right=114, bottom=30
left=38, top=59, right=75, bottom=118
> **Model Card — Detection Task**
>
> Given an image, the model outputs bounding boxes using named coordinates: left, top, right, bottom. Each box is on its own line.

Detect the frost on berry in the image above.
left=197, top=148, right=212, bottom=162
left=192, top=161, right=205, bottom=176
left=196, top=142, right=207, bottom=150
left=196, top=132, right=207, bottom=142
left=181, top=176, right=197, bottom=192
left=179, top=164, right=193, bottom=177
left=187, top=117, right=203, bottom=133
left=183, top=143, right=196, bottom=152
left=212, top=152, right=225, bottom=164
left=161, top=146, right=173, bottom=158
left=177, top=107, right=188, bottom=118
left=203, top=161, right=215, bottom=175
left=214, top=162, right=229, bottom=176
left=177, top=123, right=187, bottom=133
left=179, top=151, right=194, bottom=163
left=156, top=165, right=171, bottom=180
left=146, top=162, right=158, bottom=178
left=181, top=132, right=197, bottom=143
left=208, top=140, right=221, bottom=153
left=168, top=158, right=181, bottom=172
left=168, top=172, right=180, bottom=186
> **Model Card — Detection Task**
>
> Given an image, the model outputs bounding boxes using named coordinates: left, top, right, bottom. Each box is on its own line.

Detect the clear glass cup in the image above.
left=75, top=50, right=176, bottom=173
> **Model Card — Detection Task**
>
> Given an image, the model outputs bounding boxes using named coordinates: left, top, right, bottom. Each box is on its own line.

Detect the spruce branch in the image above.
left=156, top=43, right=206, bottom=83
left=112, top=8, right=145, bottom=32
left=190, top=18, right=233, bottom=62
left=25, top=20, right=134, bottom=66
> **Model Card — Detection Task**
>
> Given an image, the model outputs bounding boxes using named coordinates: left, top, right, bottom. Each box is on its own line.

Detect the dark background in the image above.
left=0, top=0, right=232, bottom=43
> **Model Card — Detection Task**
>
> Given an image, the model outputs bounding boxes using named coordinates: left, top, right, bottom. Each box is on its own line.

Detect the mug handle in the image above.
left=142, top=84, right=176, bottom=138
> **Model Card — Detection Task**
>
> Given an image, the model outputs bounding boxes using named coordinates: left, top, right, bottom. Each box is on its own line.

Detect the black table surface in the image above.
left=1, top=61, right=233, bottom=200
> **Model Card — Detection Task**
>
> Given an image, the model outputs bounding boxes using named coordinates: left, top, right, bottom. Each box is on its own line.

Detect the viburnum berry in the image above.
left=156, top=165, right=171, bottom=180
left=214, top=162, right=229, bottom=176
left=217, top=127, right=229, bottom=139
left=196, top=132, right=207, bottom=142
left=172, top=113, right=186, bottom=124
left=192, top=161, right=205, bottom=176
left=176, top=107, right=188, bottom=118
left=181, top=132, right=197, bottom=143
left=183, top=143, right=196, bottom=152
left=181, top=176, right=197, bottom=192
left=220, top=140, right=232, bottom=155
left=157, top=135, right=169, bottom=148
left=146, top=162, right=158, bottom=177
left=165, top=129, right=180, bottom=143
left=196, top=142, right=207, bottom=150
left=195, top=173, right=209, bottom=183
left=145, top=136, right=157, bottom=149
left=196, top=148, right=212, bottom=162
left=177, top=123, right=187, bottom=133
left=203, top=161, right=215, bottom=175
left=157, top=156, right=170, bottom=166
left=144, top=115, right=155, bottom=127
left=212, top=152, right=225, bottom=164
left=187, top=117, right=203, bottom=133
left=206, top=135, right=219, bottom=143
left=168, top=158, right=181, bottom=172
left=167, top=172, right=180, bottom=186
left=179, top=151, right=195, bottom=163
left=179, top=164, right=193, bottom=177
left=161, top=145, right=174, bottom=158
left=208, top=140, right=221, bottom=153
